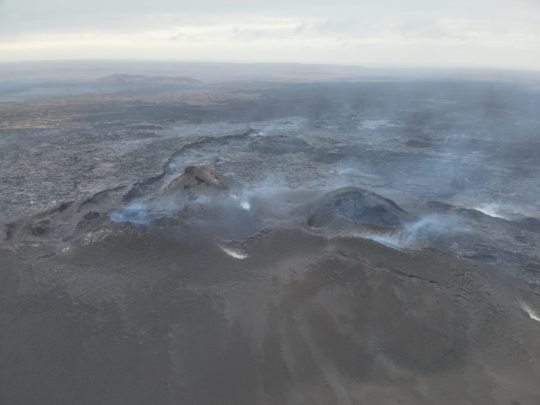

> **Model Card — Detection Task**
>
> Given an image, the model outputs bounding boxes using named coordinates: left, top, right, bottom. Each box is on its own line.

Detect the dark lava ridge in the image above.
left=308, top=186, right=413, bottom=228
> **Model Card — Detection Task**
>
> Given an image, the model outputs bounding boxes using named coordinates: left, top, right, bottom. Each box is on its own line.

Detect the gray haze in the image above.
left=1, top=0, right=540, bottom=69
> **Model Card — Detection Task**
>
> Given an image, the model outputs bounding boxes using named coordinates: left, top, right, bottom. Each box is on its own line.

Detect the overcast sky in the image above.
left=1, top=0, right=539, bottom=69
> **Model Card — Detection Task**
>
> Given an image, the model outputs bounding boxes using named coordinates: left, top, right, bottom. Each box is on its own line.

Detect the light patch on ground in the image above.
left=520, top=300, right=540, bottom=322
left=473, top=202, right=529, bottom=220
left=240, top=201, right=251, bottom=210
left=474, top=203, right=507, bottom=219
left=231, top=192, right=252, bottom=211
left=82, top=229, right=113, bottom=245
left=219, top=245, right=248, bottom=259
left=361, top=119, right=398, bottom=130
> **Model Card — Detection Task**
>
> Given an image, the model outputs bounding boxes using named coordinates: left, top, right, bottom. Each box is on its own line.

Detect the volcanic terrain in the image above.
left=1, top=67, right=540, bottom=404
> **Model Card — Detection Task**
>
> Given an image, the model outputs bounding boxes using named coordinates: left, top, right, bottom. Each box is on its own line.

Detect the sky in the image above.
left=1, top=0, right=540, bottom=70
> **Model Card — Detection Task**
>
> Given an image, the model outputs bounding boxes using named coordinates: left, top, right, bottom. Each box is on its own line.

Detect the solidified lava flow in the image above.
left=1, top=73, right=540, bottom=405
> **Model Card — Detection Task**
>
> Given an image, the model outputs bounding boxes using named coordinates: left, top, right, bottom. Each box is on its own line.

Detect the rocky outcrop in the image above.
left=308, top=186, right=412, bottom=228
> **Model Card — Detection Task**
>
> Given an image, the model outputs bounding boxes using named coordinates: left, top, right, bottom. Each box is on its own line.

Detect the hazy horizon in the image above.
left=3, top=60, right=540, bottom=87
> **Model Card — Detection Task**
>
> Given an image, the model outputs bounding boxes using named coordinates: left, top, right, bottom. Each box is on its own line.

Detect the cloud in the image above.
left=1, top=0, right=540, bottom=69
left=2, top=0, right=537, bottom=33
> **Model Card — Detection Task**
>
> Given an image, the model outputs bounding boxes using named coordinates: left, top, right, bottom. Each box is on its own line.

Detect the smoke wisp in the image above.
left=519, top=300, right=540, bottom=322
left=355, top=214, right=466, bottom=250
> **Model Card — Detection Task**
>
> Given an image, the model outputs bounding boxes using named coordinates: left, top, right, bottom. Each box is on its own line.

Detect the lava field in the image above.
left=1, top=72, right=540, bottom=404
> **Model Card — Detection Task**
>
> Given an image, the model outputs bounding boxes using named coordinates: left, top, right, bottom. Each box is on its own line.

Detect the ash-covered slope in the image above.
left=1, top=167, right=540, bottom=405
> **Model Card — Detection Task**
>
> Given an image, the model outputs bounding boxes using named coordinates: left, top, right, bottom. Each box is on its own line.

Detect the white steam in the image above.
left=231, top=190, right=252, bottom=211
left=219, top=245, right=248, bottom=259
left=241, top=201, right=251, bottom=210
left=474, top=203, right=511, bottom=219
left=109, top=201, right=149, bottom=224
left=108, top=194, right=194, bottom=225
left=473, top=202, right=531, bottom=221
left=354, top=214, right=464, bottom=250
left=251, top=120, right=303, bottom=137
left=519, top=300, right=540, bottom=322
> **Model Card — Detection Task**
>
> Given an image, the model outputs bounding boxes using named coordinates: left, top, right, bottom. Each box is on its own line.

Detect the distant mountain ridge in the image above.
left=98, top=74, right=203, bottom=85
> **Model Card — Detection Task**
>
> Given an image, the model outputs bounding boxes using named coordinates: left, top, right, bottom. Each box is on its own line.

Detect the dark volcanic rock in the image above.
left=166, top=166, right=231, bottom=194
left=3, top=186, right=128, bottom=244
left=308, top=186, right=412, bottom=228
left=249, top=136, right=309, bottom=155
left=515, top=217, right=540, bottom=233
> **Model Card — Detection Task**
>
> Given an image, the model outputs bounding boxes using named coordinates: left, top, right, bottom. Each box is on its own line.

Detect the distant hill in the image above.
left=98, top=74, right=203, bottom=85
